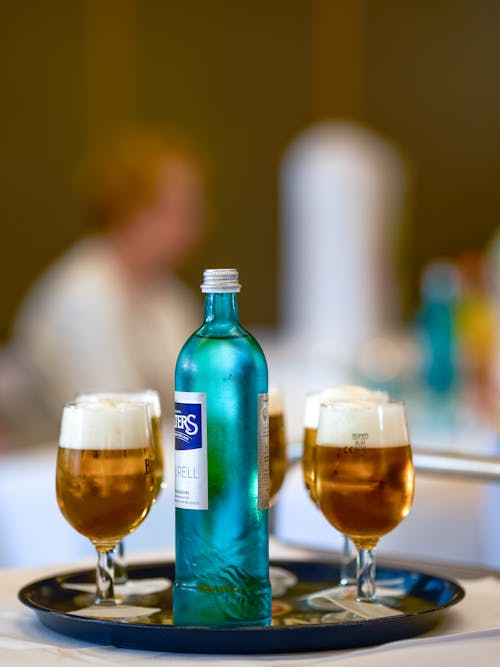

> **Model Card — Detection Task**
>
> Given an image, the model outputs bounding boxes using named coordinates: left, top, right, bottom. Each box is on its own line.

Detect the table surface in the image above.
left=2, top=540, right=500, bottom=667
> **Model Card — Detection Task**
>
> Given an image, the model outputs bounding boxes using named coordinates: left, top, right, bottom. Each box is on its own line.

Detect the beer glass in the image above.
left=315, top=399, right=414, bottom=602
left=302, top=387, right=389, bottom=588
left=269, top=387, right=287, bottom=505
left=56, top=400, right=156, bottom=605
left=76, top=390, right=164, bottom=583
left=303, top=391, right=356, bottom=586
left=267, top=387, right=296, bottom=596
left=302, top=391, right=320, bottom=503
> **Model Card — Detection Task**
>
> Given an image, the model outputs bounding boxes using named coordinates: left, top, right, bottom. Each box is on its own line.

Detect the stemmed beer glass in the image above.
left=56, top=399, right=156, bottom=605
left=302, top=386, right=389, bottom=589
left=269, top=386, right=288, bottom=506
left=315, top=399, right=414, bottom=602
left=76, top=390, right=164, bottom=583
left=267, top=387, right=298, bottom=595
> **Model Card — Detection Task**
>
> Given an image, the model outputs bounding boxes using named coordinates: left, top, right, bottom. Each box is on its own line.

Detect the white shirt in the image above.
left=7, top=238, right=200, bottom=445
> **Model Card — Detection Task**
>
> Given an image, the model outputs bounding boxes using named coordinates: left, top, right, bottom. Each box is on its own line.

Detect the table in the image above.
left=2, top=540, right=500, bottom=666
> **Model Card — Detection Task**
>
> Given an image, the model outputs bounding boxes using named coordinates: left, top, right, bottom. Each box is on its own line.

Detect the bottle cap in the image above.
left=201, top=268, right=241, bottom=293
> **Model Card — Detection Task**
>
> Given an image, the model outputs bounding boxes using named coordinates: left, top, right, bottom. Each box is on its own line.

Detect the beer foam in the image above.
left=59, top=399, right=151, bottom=450
left=304, top=385, right=389, bottom=429
left=268, top=387, right=283, bottom=416
left=76, top=390, right=161, bottom=417
left=316, top=400, right=409, bottom=447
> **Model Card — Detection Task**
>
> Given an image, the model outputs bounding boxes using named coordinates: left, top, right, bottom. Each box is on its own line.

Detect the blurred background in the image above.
left=1, top=0, right=500, bottom=567
left=2, top=0, right=500, bottom=334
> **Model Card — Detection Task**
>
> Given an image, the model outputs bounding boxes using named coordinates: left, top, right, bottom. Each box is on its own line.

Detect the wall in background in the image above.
left=365, top=0, right=500, bottom=308
left=1, top=0, right=499, bottom=338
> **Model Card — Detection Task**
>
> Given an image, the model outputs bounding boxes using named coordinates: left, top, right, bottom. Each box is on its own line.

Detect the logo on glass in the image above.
left=175, top=402, right=202, bottom=450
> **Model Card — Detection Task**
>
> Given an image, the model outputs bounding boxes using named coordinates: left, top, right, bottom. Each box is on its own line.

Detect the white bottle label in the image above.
left=258, top=392, right=270, bottom=510
left=174, top=391, right=208, bottom=510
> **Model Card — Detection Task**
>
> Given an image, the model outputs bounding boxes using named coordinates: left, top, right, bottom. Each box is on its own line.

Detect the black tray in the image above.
left=19, top=559, right=464, bottom=654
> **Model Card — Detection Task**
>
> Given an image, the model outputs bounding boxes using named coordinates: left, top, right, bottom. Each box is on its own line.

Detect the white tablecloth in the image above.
left=1, top=541, right=500, bottom=666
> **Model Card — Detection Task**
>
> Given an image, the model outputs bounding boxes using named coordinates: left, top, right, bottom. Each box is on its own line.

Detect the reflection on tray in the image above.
left=48, top=563, right=439, bottom=626
left=68, top=604, right=162, bottom=620
left=61, top=578, right=171, bottom=596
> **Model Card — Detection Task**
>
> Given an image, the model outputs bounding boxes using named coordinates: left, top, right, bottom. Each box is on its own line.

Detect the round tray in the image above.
left=19, top=559, right=464, bottom=654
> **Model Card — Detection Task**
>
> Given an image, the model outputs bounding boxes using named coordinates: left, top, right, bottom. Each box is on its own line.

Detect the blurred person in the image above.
left=2, top=127, right=206, bottom=446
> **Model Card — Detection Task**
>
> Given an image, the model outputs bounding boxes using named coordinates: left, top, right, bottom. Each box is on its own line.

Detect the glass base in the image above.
left=269, top=565, right=298, bottom=597
left=306, top=581, right=410, bottom=623
left=306, top=584, right=358, bottom=610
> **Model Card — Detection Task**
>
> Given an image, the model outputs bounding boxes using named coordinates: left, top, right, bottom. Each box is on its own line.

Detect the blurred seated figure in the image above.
left=2, top=127, right=206, bottom=446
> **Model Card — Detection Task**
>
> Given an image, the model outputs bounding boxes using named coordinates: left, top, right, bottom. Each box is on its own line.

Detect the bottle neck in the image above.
left=203, top=292, right=240, bottom=324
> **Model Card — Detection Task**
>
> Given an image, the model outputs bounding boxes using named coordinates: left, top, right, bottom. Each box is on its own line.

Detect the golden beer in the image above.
left=315, top=443, right=414, bottom=550
left=76, top=390, right=165, bottom=501
left=150, top=414, right=164, bottom=499
left=302, top=427, right=318, bottom=503
left=303, top=387, right=390, bottom=505
left=269, top=412, right=287, bottom=504
left=56, top=446, right=155, bottom=546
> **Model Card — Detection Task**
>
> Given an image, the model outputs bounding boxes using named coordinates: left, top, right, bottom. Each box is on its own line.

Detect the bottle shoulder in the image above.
left=195, top=320, right=247, bottom=339
left=178, top=327, right=263, bottom=353
left=176, top=327, right=268, bottom=374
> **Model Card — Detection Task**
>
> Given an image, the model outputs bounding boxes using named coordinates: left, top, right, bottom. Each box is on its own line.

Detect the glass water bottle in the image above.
left=173, top=268, right=271, bottom=627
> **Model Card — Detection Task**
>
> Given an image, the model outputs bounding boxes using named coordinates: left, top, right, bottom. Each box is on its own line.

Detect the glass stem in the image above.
left=339, top=534, right=357, bottom=586
left=356, top=548, right=376, bottom=601
left=95, top=549, right=116, bottom=605
left=114, top=540, right=128, bottom=585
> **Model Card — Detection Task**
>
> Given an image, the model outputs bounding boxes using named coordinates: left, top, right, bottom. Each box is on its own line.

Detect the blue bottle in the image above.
left=173, top=268, right=271, bottom=627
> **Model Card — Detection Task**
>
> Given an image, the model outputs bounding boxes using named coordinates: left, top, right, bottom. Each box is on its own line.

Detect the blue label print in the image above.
left=175, top=401, right=203, bottom=450
left=175, top=391, right=208, bottom=509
